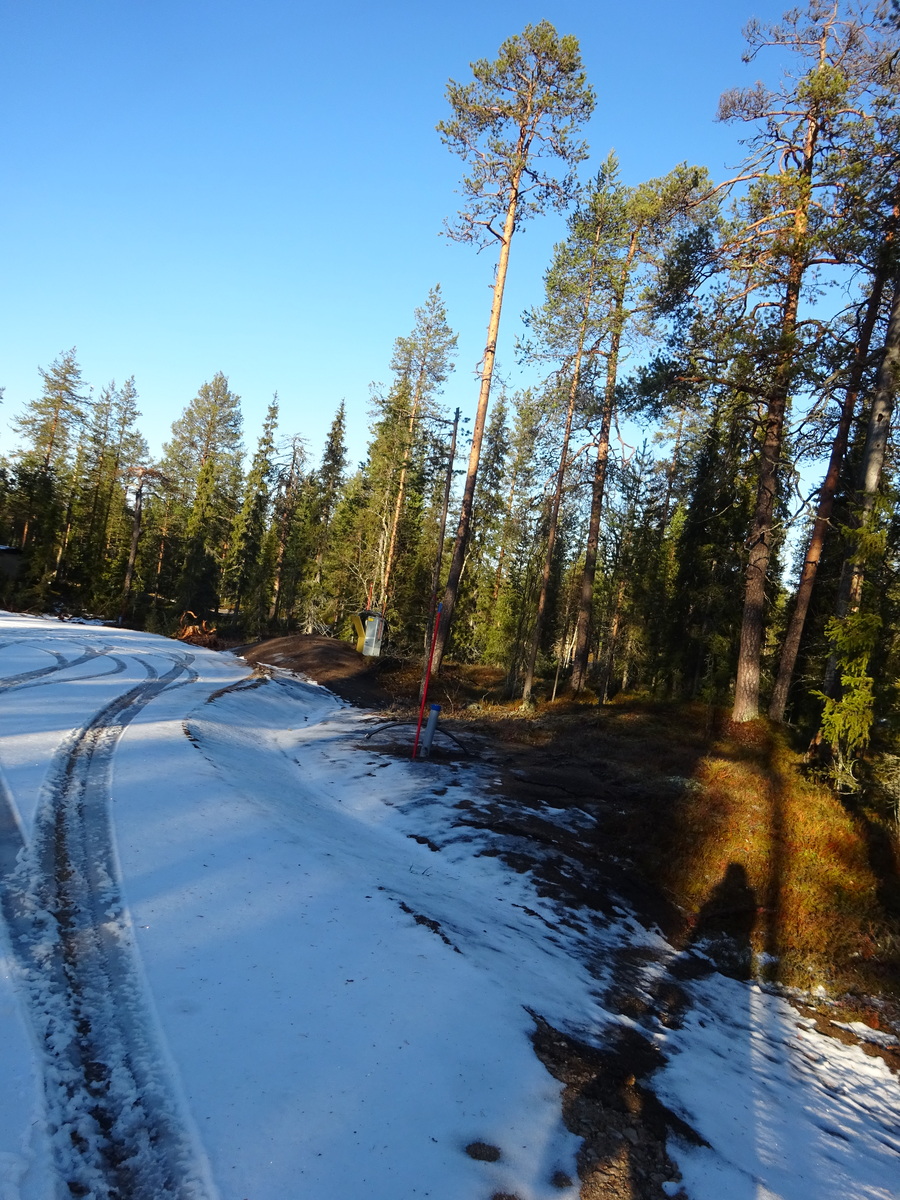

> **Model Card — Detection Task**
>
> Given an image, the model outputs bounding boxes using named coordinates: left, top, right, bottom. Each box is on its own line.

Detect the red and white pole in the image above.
left=413, top=603, right=442, bottom=759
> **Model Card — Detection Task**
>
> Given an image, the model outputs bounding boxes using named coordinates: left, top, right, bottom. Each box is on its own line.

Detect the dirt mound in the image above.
left=238, top=635, right=396, bottom=708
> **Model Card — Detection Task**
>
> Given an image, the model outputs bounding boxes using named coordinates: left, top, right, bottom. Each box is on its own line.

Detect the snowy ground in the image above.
left=0, top=612, right=896, bottom=1200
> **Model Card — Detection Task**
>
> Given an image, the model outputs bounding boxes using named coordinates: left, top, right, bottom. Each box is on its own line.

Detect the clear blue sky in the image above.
left=0, top=0, right=789, bottom=469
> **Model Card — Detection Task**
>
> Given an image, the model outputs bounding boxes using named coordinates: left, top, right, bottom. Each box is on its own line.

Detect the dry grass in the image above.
left=655, top=716, right=898, bottom=995
left=428, top=674, right=900, bottom=1002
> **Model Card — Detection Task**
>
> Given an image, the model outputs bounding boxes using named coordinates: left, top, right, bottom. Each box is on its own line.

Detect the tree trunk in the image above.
left=570, top=390, right=615, bottom=693
left=429, top=169, right=522, bottom=676
left=521, top=217, right=607, bottom=704
left=731, top=358, right=794, bottom=723
left=381, top=367, right=428, bottom=613
left=422, top=409, right=459, bottom=662
left=270, top=446, right=301, bottom=622
left=598, top=579, right=626, bottom=703
left=827, top=265, right=900, bottom=646
left=492, top=467, right=521, bottom=603
left=811, top=263, right=900, bottom=756
left=154, top=503, right=171, bottom=601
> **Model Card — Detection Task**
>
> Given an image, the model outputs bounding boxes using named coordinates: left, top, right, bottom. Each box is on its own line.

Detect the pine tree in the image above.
left=13, top=348, right=90, bottom=477
left=61, top=377, right=147, bottom=608
left=770, top=23, right=900, bottom=720
left=315, top=402, right=347, bottom=575
left=301, top=403, right=348, bottom=632
left=453, top=396, right=510, bottom=662
left=716, top=1, right=893, bottom=721
left=161, top=372, right=244, bottom=503
left=268, top=435, right=310, bottom=626
left=563, top=166, right=712, bottom=692
left=668, top=392, right=757, bottom=700
left=431, top=21, right=595, bottom=674
left=816, top=264, right=900, bottom=776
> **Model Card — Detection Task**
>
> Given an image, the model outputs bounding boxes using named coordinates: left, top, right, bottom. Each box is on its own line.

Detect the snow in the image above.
left=0, top=611, right=897, bottom=1199
left=831, top=1021, right=900, bottom=1050
left=653, top=973, right=900, bottom=1199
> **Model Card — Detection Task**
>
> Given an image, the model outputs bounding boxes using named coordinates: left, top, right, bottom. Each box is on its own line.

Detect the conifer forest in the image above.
left=3, top=0, right=900, bottom=801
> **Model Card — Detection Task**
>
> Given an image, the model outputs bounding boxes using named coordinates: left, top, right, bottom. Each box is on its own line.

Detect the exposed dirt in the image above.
left=237, top=635, right=400, bottom=708
left=230, top=633, right=900, bottom=1200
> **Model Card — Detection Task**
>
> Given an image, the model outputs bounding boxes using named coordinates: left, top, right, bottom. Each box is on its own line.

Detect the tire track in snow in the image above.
left=7, top=653, right=130, bottom=694
left=0, top=642, right=129, bottom=895
left=1, top=651, right=217, bottom=1200
left=0, top=642, right=111, bottom=693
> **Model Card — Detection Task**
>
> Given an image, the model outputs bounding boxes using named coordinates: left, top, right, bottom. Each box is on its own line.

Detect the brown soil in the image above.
left=228, top=633, right=900, bottom=1200
left=236, top=634, right=400, bottom=708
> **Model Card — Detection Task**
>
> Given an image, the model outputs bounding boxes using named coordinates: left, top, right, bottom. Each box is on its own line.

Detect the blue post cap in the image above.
left=430, top=703, right=441, bottom=711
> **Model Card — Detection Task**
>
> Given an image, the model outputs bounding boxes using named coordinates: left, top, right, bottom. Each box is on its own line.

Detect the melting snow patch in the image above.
left=830, top=1020, right=900, bottom=1049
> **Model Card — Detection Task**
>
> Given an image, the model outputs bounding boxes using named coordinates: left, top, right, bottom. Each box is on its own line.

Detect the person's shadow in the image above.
left=688, top=861, right=757, bottom=980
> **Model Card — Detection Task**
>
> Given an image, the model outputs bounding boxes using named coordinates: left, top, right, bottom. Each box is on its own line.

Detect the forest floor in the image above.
left=239, top=633, right=900, bottom=1200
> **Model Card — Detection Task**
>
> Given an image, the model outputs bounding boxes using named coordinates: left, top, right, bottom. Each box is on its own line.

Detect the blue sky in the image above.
left=0, top=0, right=790, bottom=469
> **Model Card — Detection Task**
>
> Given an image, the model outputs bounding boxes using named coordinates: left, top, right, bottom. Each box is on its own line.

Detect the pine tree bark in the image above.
left=429, top=172, right=522, bottom=676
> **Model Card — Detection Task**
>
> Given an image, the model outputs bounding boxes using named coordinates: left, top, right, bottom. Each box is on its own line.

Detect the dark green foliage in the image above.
left=164, top=374, right=244, bottom=618
left=224, top=398, right=279, bottom=632
left=667, top=396, right=756, bottom=700
left=453, top=396, right=511, bottom=663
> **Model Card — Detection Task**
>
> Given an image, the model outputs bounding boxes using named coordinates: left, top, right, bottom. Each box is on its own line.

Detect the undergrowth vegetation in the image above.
left=659, top=716, right=898, bottom=997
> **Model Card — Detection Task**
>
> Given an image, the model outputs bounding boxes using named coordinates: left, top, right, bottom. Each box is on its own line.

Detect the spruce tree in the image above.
left=165, top=373, right=244, bottom=617
left=7, top=349, right=91, bottom=599
left=268, top=436, right=310, bottom=626
left=62, top=377, right=147, bottom=608
left=300, top=403, right=348, bottom=632
left=379, top=286, right=457, bottom=614
left=225, top=397, right=278, bottom=627
left=560, top=165, right=712, bottom=692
